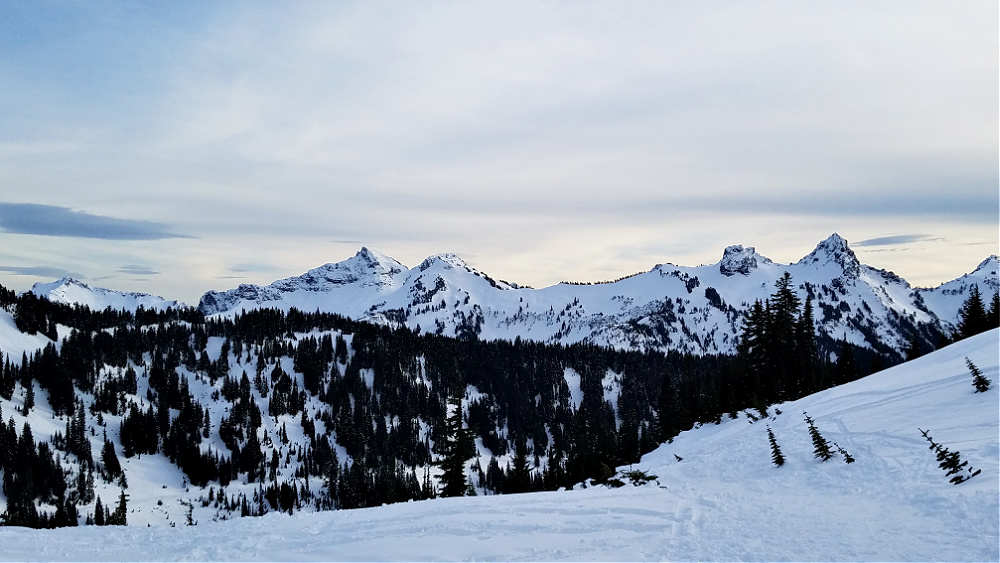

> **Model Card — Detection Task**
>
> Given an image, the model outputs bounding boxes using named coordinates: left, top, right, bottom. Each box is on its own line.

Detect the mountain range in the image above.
left=31, top=234, right=999, bottom=359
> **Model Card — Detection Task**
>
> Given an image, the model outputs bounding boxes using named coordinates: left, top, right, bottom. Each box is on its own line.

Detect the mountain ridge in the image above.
left=24, top=235, right=999, bottom=360
left=192, top=234, right=996, bottom=359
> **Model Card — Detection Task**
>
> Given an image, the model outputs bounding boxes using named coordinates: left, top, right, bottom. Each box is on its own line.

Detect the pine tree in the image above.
left=436, top=395, right=475, bottom=497
left=957, top=285, right=989, bottom=339
left=21, top=379, right=34, bottom=416
left=107, top=491, right=127, bottom=525
left=795, top=296, right=817, bottom=396
left=766, top=426, right=785, bottom=467
left=966, top=357, right=991, bottom=393
left=833, top=442, right=854, bottom=464
left=505, top=437, right=532, bottom=493
left=804, top=412, right=833, bottom=461
left=919, top=428, right=981, bottom=484
left=988, top=291, right=1000, bottom=328
left=94, top=496, right=105, bottom=526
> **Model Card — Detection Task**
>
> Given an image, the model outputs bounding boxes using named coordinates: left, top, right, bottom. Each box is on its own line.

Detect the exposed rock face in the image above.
left=719, top=245, right=769, bottom=276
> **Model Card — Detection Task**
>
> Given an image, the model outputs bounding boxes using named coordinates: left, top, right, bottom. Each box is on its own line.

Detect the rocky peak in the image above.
left=719, top=245, right=771, bottom=276
left=417, top=253, right=470, bottom=273
left=797, top=233, right=861, bottom=279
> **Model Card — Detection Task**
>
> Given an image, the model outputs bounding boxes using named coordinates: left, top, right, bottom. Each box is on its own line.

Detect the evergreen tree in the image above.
left=108, top=490, right=127, bottom=525
left=919, top=428, right=981, bottom=484
left=101, top=438, right=123, bottom=480
left=804, top=412, right=833, bottom=461
left=436, top=395, right=474, bottom=497
left=988, top=291, right=1000, bottom=328
left=766, top=426, right=785, bottom=467
left=957, top=285, right=989, bottom=339
left=94, top=496, right=105, bottom=526
left=794, top=296, right=817, bottom=396
left=966, top=357, right=991, bottom=393
left=505, top=437, right=532, bottom=494
left=833, top=442, right=854, bottom=464
left=21, top=379, right=34, bottom=416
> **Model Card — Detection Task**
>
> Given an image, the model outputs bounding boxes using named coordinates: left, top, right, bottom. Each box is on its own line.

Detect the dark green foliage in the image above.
left=767, top=426, right=785, bottom=467
left=738, top=273, right=819, bottom=405
left=436, top=395, right=475, bottom=497
left=957, top=285, right=990, bottom=339
left=620, top=469, right=658, bottom=486
left=804, top=412, right=833, bottom=461
left=101, top=437, right=123, bottom=481
left=919, top=428, right=981, bottom=484
left=967, top=357, right=991, bottom=393
left=505, top=437, right=532, bottom=494
left=833, top=442, right=854, bottom=464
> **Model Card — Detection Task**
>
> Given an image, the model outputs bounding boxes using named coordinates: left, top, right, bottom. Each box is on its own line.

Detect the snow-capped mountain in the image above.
left=198, top=234, right=998, bottom=358
left=30, top=278, right=184, bottom=313
left=198, top=247, right=409, bottom=317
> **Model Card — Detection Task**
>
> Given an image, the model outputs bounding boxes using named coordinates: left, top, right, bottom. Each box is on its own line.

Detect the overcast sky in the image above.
left=1, top=1, right=997, bottom=304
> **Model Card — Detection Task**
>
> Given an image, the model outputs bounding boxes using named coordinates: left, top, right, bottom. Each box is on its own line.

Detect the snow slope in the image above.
left=197, top=235, right=998, bottom=357
left=3, top=329, right=996, bottom=561
left=30, top=278, right=184, bottom=312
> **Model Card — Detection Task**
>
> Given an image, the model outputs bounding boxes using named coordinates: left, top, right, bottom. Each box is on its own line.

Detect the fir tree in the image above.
left=833, top=442, right=854, bottom=464
left=766, top=426, right=785, bottom=467
left=966, top=357, right=991, bottom=393
left=436, top=395, right=475, bottom=497
left=919, top=428, right=981, bottom=484
left=21, top=379, right=34, bottom=416
left=957, top=285, right=989, bottom=339
left=94, top=496, right=105, bottom=526
left=804, top=412, right=833, bottom=461
left=505, top=437, right=532, bottom=494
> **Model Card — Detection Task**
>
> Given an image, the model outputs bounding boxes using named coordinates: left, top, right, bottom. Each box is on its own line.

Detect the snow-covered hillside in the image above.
left=31, top=278, right=184, bottom=313
left=3, top=330, right=996, bottom=561
left=198, top=234, right=997, bottom=357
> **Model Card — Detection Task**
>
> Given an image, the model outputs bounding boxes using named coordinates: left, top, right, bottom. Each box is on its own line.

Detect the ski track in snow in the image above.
left=1, top=330, right=997, bottom=561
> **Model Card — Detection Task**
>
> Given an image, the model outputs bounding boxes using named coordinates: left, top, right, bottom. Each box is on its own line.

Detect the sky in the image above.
left=0, top=1, right=996, bottom=304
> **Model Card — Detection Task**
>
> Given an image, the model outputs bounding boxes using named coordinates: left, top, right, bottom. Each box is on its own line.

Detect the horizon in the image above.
left=16, top=232, right=999, bottom=305
left=2, top=2, right=997, bottom=303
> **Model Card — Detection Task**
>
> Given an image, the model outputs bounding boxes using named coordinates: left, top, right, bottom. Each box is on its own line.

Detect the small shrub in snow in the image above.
left=804, top=412, right=833, bottom=462
left=766, top=426, right=785, bottom=467
left=966, top=357, right=991, bottom=393
left=833, top=442, right=855, bottom=464
left=621, top=469, right=659, bottom=486
left=919, top=428, right=981, bottom=484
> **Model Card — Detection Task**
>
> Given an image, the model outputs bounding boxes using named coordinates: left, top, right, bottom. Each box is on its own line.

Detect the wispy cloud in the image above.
left=854, top=235, right=946, bottom=247
left=118, top=265, right=161, bottom=275
left=0, top=203, right=191, bottom=240
left=229, top=263, right=281, bottom=274
left=0, top=264, right=82, bottom=279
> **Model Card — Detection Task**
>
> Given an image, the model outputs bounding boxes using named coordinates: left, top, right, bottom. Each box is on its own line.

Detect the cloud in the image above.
left=0, top=265, right=82, bottom=279
left=118, top=265, right=161, bottom=275
left=0, top=203, right=191, bottom=240
left=229, top=263, right=281, bottom=274
left=854, top=235, right=945, bottom=247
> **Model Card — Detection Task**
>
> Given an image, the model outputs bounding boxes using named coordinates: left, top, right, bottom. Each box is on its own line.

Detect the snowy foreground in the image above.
left=3, top=331, right=998, bottom=561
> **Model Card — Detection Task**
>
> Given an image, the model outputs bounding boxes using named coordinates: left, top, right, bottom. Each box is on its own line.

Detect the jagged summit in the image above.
left=275, top=247, right=408, bottom=292
left=796, top=233, right=861, bottom=278
left=718, top=245, right=773, bottom=276
left=417, top=253, right=470, bottom=272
